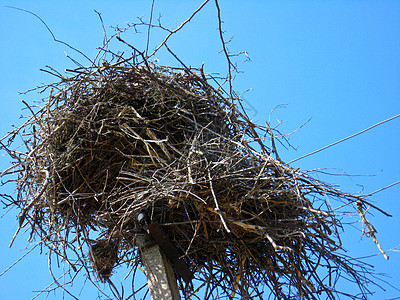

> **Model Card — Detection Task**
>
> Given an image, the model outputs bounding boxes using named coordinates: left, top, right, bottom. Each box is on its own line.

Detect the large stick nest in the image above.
left=1, top=59, right=380, bottom=299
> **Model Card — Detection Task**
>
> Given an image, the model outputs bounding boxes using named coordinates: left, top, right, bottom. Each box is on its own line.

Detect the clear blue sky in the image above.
left=0, top=1, right=399, bottom=299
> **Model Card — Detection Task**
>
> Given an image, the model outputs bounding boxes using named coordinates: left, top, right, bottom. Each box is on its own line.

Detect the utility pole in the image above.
left=136, top=220, right=193, bottom=299
left=139, top=238, right=181, bottom=300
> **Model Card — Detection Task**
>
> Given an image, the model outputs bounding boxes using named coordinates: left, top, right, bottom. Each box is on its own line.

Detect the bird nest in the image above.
left=1, top=59, right=382, bottom=299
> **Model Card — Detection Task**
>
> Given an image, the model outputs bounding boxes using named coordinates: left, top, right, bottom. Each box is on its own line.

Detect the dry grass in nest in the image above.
left=0, top=59, right=385, bottom=299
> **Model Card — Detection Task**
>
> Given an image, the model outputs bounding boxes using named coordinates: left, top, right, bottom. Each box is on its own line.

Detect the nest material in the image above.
left=90, top=238, right=119, bottom=282
left=1, top=61, right=378, bottom=299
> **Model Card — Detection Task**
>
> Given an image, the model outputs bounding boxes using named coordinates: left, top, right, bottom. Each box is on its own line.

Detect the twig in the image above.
left=9, top=169, right=50, bottom=247
left=215, top=0, right=233, bottom=97
left=0, top=243, right=39, bottom=277
left=147, top=0, right=210, bottom=59
left=207, top=168, right=230, bottom=233
left=146, top=0, right=156, bottom=57
left=356, top=201, right=389, bottom=260
left=6, top=6, right=94, bottom=65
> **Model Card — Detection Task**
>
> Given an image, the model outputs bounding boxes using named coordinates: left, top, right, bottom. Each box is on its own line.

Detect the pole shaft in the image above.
left=138, top=236, right=181, bottom=300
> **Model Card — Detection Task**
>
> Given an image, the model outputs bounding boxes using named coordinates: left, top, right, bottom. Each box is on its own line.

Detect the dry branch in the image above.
left=0, top=58, right=385, bottom=300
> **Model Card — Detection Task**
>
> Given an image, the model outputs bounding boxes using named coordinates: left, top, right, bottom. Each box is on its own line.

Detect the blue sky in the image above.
left=0, top=1, right=399, bottom=299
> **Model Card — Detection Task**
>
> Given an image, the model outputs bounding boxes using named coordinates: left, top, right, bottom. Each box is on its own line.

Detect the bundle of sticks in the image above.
left=0, top=59, right=383, bottom=299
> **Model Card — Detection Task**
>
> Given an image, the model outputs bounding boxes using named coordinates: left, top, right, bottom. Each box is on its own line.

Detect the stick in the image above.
left=356, top=201, right=389, bottom=260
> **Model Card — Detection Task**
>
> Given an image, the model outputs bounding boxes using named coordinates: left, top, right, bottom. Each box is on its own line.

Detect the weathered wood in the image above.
left=138, top=236, right=181, bottom=300
left=148, top=222, right=193, bottom=283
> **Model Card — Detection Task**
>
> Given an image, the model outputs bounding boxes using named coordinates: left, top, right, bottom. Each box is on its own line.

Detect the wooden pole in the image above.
left=137, top=236, right=181, bottom=300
